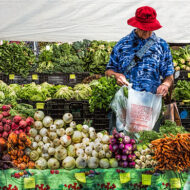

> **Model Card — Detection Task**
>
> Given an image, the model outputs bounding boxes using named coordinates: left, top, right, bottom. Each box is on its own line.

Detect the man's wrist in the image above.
left=162, top=82, right=170, bottom=88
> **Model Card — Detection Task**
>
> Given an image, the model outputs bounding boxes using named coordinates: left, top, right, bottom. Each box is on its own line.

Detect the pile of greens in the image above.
left=89, top=76, right=119, bottom=112
left=0, top=42, right=36, bottom=77
left=138, top=120, right=187, bottom=145
left=173, top=80, right=190, bottom=101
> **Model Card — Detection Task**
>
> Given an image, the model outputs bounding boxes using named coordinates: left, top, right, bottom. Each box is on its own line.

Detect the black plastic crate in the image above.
left=8, top=73, right=40, bottom=84
left=93, top=118, right=109, bottom=132
left=67, top=72, right=90, bottom=86
left=0, top=73, right=9, bottom=83
left=174, top=71, right=190, bottom=82
left=181, top=119, right=190, bottom=131
left=93, top=109, right=111, bottom=118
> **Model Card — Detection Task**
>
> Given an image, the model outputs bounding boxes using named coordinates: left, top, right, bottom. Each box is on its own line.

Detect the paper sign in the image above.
left=142, top=174, right=152, bottom=186
left=46, top=45, right=50, bottom=50
left=174, top=71, right=180, bottom=79
left=188, top=73, right=190, bottom=78
left=24, top=177, right=35, bottom=189
left=75, top=173, right=86, bottom=183
left=9, top=74, right=15, bottom=80
left=32, top=74, right=38, bottom=80
left=170, top=178, right=181, bottom=189
left=120, top=172, right=130, bottom=184
left=70, top=74, right=76, bottom=79
left=36, top=103, right=45, bottom=109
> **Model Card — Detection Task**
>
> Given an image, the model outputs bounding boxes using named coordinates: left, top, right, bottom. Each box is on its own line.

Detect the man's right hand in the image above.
left=115, top=73, right=129, bottom=86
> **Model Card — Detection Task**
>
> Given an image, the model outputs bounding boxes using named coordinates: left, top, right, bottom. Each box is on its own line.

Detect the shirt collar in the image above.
left=130, top=29, right=157, bottom=42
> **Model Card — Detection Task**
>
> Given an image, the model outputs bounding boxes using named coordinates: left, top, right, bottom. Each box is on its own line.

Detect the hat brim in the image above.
left=127, top=17, right=162, bottom=31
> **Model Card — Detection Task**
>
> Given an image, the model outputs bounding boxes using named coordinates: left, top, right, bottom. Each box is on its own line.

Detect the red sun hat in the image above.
left=127, top=6, right=162, bottom=31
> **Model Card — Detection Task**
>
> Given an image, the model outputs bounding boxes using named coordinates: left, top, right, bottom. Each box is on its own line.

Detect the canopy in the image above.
left=0, top=0, right=189, bottom=43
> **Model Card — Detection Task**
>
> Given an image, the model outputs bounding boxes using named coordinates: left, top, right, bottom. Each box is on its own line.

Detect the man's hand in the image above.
left=156, top=83, right=169, bottom=97
left=115, top=73, right=129, bottom=86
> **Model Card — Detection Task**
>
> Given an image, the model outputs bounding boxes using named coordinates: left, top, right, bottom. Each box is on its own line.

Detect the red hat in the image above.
left=127, top=6, right=162, bottom=31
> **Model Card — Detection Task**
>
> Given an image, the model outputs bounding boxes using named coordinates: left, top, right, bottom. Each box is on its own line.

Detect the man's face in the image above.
left=136, top=28, right=153, bottom=39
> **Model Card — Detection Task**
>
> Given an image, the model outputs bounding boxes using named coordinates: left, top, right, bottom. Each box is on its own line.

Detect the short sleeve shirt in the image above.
left=106, top=29, right=174, bottom=94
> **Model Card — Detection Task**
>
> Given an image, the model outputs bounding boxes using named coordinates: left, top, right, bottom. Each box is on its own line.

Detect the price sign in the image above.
left=9, top=74, right=15, bottom=80
left=36, top=103, right=45, bottom=109
left=142, top=174, right=152, bottom=186
left=174, top=71, right=180, bottom=79
left=32, top=74, right=38, bottom=80
left=170, top=178, right=181, bottom=189
left=188, top=73, right=190, bottom=78
left=120, top=172, right=130, bottom=184
left=70, top=74, right=76, bottom=79
left=24, top=177, right=35, bottom=189
left=75, top=173, right=86, bottom=183
left=46, top=45, right=50, bottom=50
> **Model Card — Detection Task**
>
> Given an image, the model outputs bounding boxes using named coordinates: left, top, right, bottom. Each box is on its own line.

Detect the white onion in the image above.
left=63, top=113, right=73, bottom=124
left=103, top=144, right=109, bottom=152
left=38, top=141, right=44, bottom=148
left=34, top=111, right=45, bottom=121
left=76, top=157, right=87, bottom=169
left=66, top=127, right=74, bottom=136
left=37, top=147, right=42, bottom=155
left=99, top=158, right=109, bottom=169
left=43, top=136, right=50, bottom=144
left=55, top=147, right=67, bottom=160
left=106, top=151, right=112, bottom=158
left=82, top=138, right=90, bottom=146
left=62, top=156, right=75, bottom=170
left=24, top=148, right=31, bottom=156
left=42, top=153, right=50, bottom=160
left=60, top=135, right=71, bottom=147
left=43, top=143, right=51, bottom=153
left=39, top=128, right=48, bottom=137
left=85, top=146, right=92, bottom=155
left=70, top=121, right=76, bottom=128
left=54, top=119, right=65, bottom=129
left=48, top=132, right=57, bottom=140
left=98, top=150, right=106, bottom=159
left=87, top=157, right=99, bottom=169
left=82, top=132, right=89, bottom=138
left=76, top=149, right=84, bottom=157
left=72, top=131, right=83, bottom=143
left=29, top=128, right=38, bottom=138
left=90, top=132, right=97, bottom=140
left=56, top=128, right=65, bottom=136
left=82, top=125, right=89, bottom=133
left=42, top=116, right=53, bottom=128
left=48, top=147, right=55, bottom=155
left=94, top=143, right=103, bottom=152
left=89, top=142, right=94, bottom=149
left=50, top=124, right=57, bottom=132
left=34, top=121, right=43, bottom=130
left=102, top=135, right=110, bottom=144
left=67, top=145, right=76, bottom=157
left=30, top=150, right=39, bottom=161
left=89, top=127, right=95, bottom=133
left=97, top=132, right=103, bottom=140
left=109, top=158, right=118, bottom=168
left=35, top=157, right=47, bottom=170
left=92, top=150, right=98, bottom=158
left=31, top=142, right=38, bottom=150
left=53, top=139, right=61, bottom=146
left=35, top=135, right=42, bottom=142
left=48, top=158, right=60, bottom=169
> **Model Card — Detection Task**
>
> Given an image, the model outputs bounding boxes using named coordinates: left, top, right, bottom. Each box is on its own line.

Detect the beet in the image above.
left=26, top=126, right=31, bottom=133
left=14, top=130, right=19, bottom=135
left=0, top=125, right=3, bottom=133
left=19, top=120, right=27, bottom=128
left=2, top=131, right=8, bottom=139
left=6, top=119, right=12, bottom=126
left=2, top=118, right=7, bottom=124
left=2, top=154, right=11, bottom=161
left=26, top=117, right=34, bottom=126
left=1, top=105, right=11, bottom=111
left=2, top=111, right=10, bottom=117
left=13, top=115, right=22, bottom=124
left=4, top=124, right=11, bottom=132
left=0, top=114, right=3, bottom=121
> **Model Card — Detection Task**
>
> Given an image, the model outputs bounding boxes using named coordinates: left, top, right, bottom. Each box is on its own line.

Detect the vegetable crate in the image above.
left=8, top=73, right=40, bottom=84
left=174, top=71, right=190, bottom=83
left=178, top=105, right=190, bottom=120
left=67, top=72, right=90, bottom=86
left=0, top=73, right=9, bottom=83
left=181, top=119, right=190, bottom=131
left=45, top=99, right=93, bottom=119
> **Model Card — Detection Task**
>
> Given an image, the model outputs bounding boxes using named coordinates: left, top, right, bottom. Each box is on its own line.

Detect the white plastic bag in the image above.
left=126, top=86, right=162, bottom=132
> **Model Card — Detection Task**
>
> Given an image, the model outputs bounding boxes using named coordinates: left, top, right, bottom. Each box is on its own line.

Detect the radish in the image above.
left=2, top=131, right=8, bottom=138
left=26, top=117, right=34, bottom=126
left=0, top=114, right=3, bottom=121
left=0, top=126, right=3, bottom=133
left=6, top=119, right=12, bottom=126
left=19, top=120, right=27, bottom=128
left=2, top=111, right=10, bottom=117
left=4, top=124, right=10, bottom=132
left=1, top=105, right=10, bottom=111
left=2, top=118, right=7, bottom=124
left=14, top=130, right=20, bottom=135
left=11, top=123, right=19, bottom=130
left=13, top=115, right=22, bottom=124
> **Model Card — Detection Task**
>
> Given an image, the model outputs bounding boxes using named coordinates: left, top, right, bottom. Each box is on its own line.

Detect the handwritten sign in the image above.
left=120, top=172, right=130, bottom=184
left=170, top=178, right=181, bottom=189
left=24, top=177, right=35, bottom=189
left=75, top=173, right=86, bottom=183
left=142, top=174, right=152, bottom=186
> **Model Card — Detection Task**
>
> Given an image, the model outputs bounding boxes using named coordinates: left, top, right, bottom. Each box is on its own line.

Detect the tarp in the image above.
left=0, top=0, right=190, bottom=43
left=0, top=168, right=188, bottom=190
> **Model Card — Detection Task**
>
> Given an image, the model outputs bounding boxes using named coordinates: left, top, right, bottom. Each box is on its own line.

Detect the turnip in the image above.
left=43, top=116, right=53, bottom=128
left=63, top=113, right=73, bottom=124
left=13, top=115, right=22, bottom=124
left=48, top=158, right=60, bottom=169
left=62, top=156, right=75, bottom=170
left=34, top=111, right=45, bottom=121
left=54, top=119, right=64, bottom=129
left=76, top=157, right=87, bottom=169
left=100, top=158, right=109, bottom=169
left=34, top=121, right=43, bottom=130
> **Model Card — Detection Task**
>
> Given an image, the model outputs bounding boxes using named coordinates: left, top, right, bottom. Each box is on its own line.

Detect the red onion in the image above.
left=4, top=124, right=11, bottom=132
left=119, top=143, right=124, bottom=149
left=129, top=161, right=135, bottom=168
left=124, top=144, right=133, bottom=151
left=115, top=154, right=121, bottom=161
left=130, top=139, right=136, bottom=145
left=121, top=155, right=127, bottom=161
left=122, top=136, right=130, bottom=144
left=110, top=138, right=117, bottom=144
left=128, top=154, right=133, bottom=161
left=122, top=161, right=128, bottom=168
left=112, top=144, right=119, bottom=152
left=131, top=154, right=136, bottom=161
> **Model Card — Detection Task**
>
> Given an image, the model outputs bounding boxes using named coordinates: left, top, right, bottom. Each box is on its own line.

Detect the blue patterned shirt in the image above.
left=106, top=29, right=174, bottom=93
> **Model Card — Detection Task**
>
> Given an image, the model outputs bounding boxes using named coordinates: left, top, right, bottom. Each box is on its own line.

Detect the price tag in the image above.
left=70, top=74, right=76, bottom=79
left=188, top=73, right=190, bottom=78
left=24, top=177, right=35, bottom=189
left=120, top=173, right=130, bottom=184
left=170, top=178, right=181, bottom=189
left=32, top=74, right=38, bottom=80
left=36, top=103, right=45, bottom=109
left=174, top=71, right=180, bottom=79
left=75, top=173, right=86, bottom=183
left=46, top=45, right=50, bottom=50
left=9, top=74, right=15, bottom=80
left=142, top=174, right=152, bottom=186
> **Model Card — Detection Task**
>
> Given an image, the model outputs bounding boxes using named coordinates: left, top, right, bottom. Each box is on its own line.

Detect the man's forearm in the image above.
left=162, top=74, right=174, bottom=88
left=105, top=69, right=118, bottom=77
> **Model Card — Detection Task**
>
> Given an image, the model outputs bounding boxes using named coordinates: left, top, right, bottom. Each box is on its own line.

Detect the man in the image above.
left=105, top=6, right=174, bottom=97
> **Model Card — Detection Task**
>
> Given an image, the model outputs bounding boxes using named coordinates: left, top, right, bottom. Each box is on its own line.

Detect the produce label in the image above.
left=36, top=103, right=45, bottom=109
left=70, top=74, right=76, bottom=79
left=24, top=177, right=35, bottom=189
left=174, top=71, right=180, bottom=79
left=75, top=173, right=86, bottom=183
left=142, top=174, right=152, bottom=186
left=120, top=172, right=130, bottom=183
left=9, top=74, right=15, bottom=80
left=188, top=73, right=190, bottom=78
left=32, top=74, right=38, bottom=80
left=170, top=178, right=181, bottom=189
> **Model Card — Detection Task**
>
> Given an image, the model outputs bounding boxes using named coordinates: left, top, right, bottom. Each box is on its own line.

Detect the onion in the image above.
left=109, top=158, right=118, bottom=168
left=50, top=124, right=57, bottom=132
left=67, top=145, right=76, bottom=157
left=34, top=111, right=45, bottom=121
left=87, top=157, right=99, bottom=169
left=94, top=143, right=103, bottom=152
left=97, top=132, right=103, bottom=140
left=35, top=135, right=42, bottom=142
left=55, top=147, right=67, bottom=160
left=31, top=142, right=38, bottom=150
left=70, top=121, right=76, bottom=128
left=92, top=150, right=98, bottom=157
left=48, top=147, right=55, bottom=155
left=89, top=142, right=94, bottom=149
left=43, top=136, right=50, bottom=144
left=115, top=154, right=121, bottom=161
left=42, top=143, right=51, bottom=153
left=72, top=131, right=83, bottom=143
left=37, top=147, right=42, bottom=154
left=124, top=144, right=133, bottom=151
left=34, top=121, right=43, bottom=130
left=119, top=143, right=124, bottom=149
left=122, top=136, right=130, bottom=144
left=89, top=127, right=95, bottom=133
left=24, top=148, right=32, bottom=156
left=85, top=146, right=92, bottom=155
left=94, top=138, right=100, bottom=144
left=74, top=143, right=82, bottom=150
left=82, top=138, right=90, bottom=146
left=76, top=157, right=87, bottom=169
left=89, top=132, right=97, bottom=140
left=56, top=128, right=65, bottom=136
left=62, top=156, right=76, bottom=169
left=35, top=157, right=47, bottom=169
left=134, top=151, right=141, bottom=157
left=146, top=155, right=152, bottom=161
left=43, top=116, right=53, bottom=128
left=42, top=153, right=50, bottom=160
left=66, top=127, right=74, bottom=136
left=39, top=128, right=48, bottom=137
left=48, top=158, right=60, bottom=169
left=106, top=151, right=112, bottom=158
left=48, top=132, right=57, bottom=140
left=54, top=119, right=64, bottom=129
left=60, top=135, right=71, bottom=147
left=30, top=150, right=39, bottom=161
left=63, top=113, right=73, bottom=124
left=99, top=158, right=109, bottom=169
left=98, top=150, right=105, bottom=159
left=82, top=132, right=89, bottom=138
left=82, top=125, right=89, bottom=133
left=102, top=135, right=110, bottom=144
left=29, top=128, right=38, bottom=137
left=53, top=139, right=61, bottom=146
left=76, top=149, right=84, bottom=157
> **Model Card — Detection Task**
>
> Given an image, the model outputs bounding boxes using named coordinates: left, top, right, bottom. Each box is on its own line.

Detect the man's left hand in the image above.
left=156, top=83, right=169, bottom=97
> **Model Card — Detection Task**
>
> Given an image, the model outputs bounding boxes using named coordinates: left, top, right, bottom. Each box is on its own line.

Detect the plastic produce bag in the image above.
left=126, top=86, right=162, bottom=132
left=110, top=85, right=128, bottom=132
